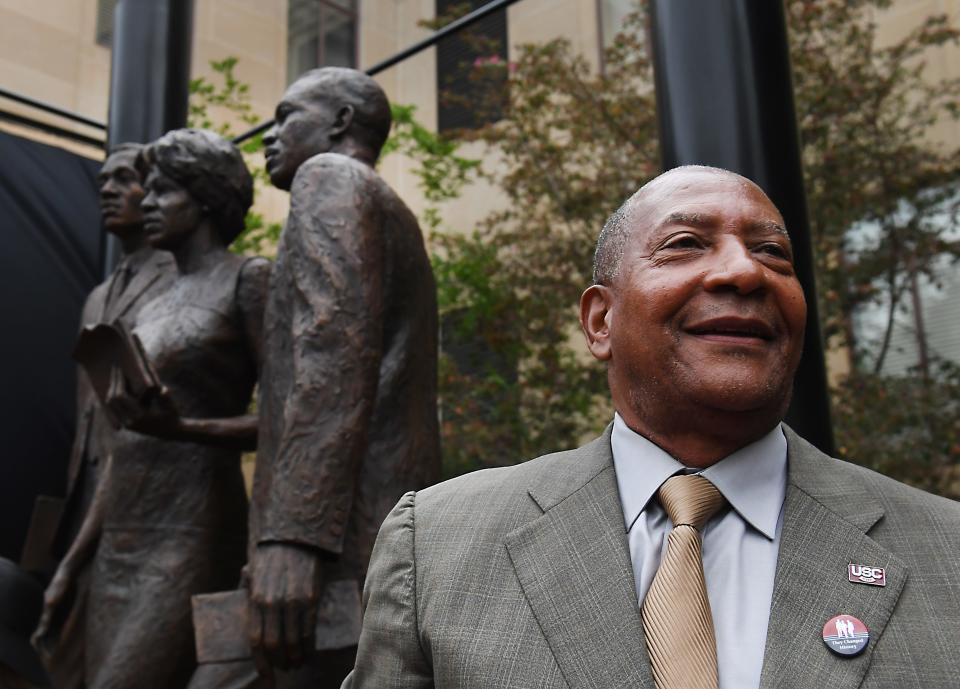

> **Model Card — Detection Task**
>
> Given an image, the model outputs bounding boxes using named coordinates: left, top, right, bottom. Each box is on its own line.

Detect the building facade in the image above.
left=0, top=0, right=957, bottom=376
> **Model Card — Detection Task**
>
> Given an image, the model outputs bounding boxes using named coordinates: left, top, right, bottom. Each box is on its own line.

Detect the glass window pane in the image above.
left=287, top=0, right=321, bottom=83
left=325, top=0, right=356, bottom=12
left=320, top=5, right=356, bottom=68
left=600, top=0, right=635, bottom=48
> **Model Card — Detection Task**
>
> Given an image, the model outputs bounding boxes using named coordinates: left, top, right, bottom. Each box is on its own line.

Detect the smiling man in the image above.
left=345, top=166, right=960, bottom=689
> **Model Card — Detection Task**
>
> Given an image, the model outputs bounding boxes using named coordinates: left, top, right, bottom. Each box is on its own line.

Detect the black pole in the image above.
left=103, top=0, right=194, bottom=277
left=649, top=0, right=834, bottom=454
left=0, top=87, right=107, bottom=130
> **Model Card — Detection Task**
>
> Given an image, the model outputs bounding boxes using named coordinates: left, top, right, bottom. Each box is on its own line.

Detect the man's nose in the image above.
left=702, top=238, right=765, bottom=294
left=140, top=192, right=157, bottom=212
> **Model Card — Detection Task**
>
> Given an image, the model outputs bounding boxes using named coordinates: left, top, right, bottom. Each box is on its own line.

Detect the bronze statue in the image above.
left=34, top=143, right=174, bottom=689
left=191, top=67, right=441, bottom=689
left=37, top=129, right=269, bottom=689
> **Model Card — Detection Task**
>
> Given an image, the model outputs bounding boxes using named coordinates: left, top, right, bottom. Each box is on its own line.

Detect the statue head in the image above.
left=98, top=143, right=146, bottom=238
left=137, top=129, right=254, bottom=250
left=263, top=67, right=392, bottom=190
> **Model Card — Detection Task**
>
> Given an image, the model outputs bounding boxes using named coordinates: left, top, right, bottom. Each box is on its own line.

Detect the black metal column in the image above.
left=649, top=0, right=834, bottom=454
left=103, top=0, right=194, bottom=276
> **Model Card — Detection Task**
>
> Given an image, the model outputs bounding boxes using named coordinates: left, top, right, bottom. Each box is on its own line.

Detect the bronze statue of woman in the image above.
left=36, top=129, right=269, bottom=688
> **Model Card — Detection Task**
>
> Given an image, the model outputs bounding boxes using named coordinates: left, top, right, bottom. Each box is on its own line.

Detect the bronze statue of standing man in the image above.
left=191, top=67, right=441, bottom=689
left=35, top=143, right=174, bottom=689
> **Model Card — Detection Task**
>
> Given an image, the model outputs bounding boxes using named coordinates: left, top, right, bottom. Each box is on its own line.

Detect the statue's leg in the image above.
left=275, top=646, right=358, bottom=689
left=86, top=531, right=198, bottom=689
left=85, top=532, right=221, bottom=689
left=187, top=661, right=265, bottom=689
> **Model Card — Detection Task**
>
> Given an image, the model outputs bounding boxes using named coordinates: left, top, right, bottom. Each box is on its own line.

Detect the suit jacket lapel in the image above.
left=760, top=428, right=908, bottom=689
left=505, top=429, right=655, bottom=689
left=108, top=251, right=173, bottom=321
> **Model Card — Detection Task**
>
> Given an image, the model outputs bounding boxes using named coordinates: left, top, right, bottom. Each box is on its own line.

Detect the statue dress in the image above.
left=84, top=253, right=269, bottom=689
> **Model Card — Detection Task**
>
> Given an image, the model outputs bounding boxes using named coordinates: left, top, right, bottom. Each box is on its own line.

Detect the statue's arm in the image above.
left=258, top=158, right=385, bottom=553
left=34, top=455, right=110, bottom=643
left=162, top=257, right=272, bottom=451
left=238, top=256, right=272, bottom=368
left=57, top=460, right=107, bottom=574
left=108, top=398, right=260, bottom=450
left=247, top=159, right=385, bottom=669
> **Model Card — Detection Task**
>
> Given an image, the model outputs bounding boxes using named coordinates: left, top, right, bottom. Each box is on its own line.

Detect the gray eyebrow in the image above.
left=659, top=212, right=789, bottom=238
left=752, top=219, right=790, bottom=237
left=659, top=211, right=714, bottom=228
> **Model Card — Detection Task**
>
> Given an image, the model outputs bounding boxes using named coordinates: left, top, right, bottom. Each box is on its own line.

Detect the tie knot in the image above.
left=657, top=474, right=726, bottom=531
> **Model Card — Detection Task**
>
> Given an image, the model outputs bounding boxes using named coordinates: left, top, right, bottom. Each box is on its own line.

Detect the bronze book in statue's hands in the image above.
left=73, top=321, right=162, bottom=426
left=192, top=590, right=251, bottom=664
left=192, top=581, right=362, bottom=663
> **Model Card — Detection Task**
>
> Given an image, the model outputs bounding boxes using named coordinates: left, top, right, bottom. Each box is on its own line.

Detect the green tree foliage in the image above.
left=188, top=57, right=282, bottom=255
left=423, top=1, right=960, bottom=492
left=787, top=0, right=960, bottom=495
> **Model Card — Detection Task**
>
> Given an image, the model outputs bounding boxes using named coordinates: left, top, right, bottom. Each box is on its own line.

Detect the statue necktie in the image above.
left=104, top=260, right=132, bottom=318
left=642, top=474, right=727, bottom=689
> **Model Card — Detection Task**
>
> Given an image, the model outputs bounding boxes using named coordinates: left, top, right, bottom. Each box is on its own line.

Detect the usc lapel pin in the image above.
left=848, top=563, right=886, bottom=586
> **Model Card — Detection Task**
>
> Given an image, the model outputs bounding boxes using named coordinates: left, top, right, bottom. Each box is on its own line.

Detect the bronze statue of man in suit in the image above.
left=35, top=143, right=174, bottom=688
left=190, top=67, right=440, bottom=689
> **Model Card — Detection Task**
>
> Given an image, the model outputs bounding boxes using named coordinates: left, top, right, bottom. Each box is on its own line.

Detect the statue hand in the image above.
left=32, top=562, right=75, bottom=651
left=248, top=542, right=322, bottom=675
left=106, top=367, right=180, bottom=436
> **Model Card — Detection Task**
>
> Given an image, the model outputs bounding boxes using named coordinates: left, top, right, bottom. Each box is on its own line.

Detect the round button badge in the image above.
left=822, top=614, right=869, bottom=657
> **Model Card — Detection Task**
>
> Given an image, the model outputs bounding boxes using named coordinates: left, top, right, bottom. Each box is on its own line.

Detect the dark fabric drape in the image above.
left=0, top=130, right=102, bottom=561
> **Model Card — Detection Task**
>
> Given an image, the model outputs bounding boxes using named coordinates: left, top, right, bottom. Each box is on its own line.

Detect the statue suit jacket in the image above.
left=57, top=248, right=175, bottom=553
left=345, top=425, right=960, bottom=688
left=251, top=152, right=441, bottom=650
left=45, top=248, right=173, bottom=689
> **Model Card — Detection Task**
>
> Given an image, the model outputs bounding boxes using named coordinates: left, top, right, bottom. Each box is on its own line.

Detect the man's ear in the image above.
left=331, top=105, right=355, bottom=138
left=580, top=284, right=613, bottom=361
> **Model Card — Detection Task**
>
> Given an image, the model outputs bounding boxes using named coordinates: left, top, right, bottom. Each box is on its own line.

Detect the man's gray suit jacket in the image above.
left=345, top=426, right=960, bottom=688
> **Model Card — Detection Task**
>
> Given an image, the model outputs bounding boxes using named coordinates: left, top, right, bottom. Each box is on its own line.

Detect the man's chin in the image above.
left=267, top=166, right=293, bottom=191
left=692, top=379, right=793, bottom=419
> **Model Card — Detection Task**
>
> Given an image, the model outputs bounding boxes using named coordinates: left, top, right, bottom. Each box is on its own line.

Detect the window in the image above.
left=598, top=0, right=636, bottom=48
left=435, top=0, right=508, bottom=132
left=851, top=193, right=960, bottom=376
left=287, top=0, right=358, bottom=84
left=96, top=0, right=119, bottom=47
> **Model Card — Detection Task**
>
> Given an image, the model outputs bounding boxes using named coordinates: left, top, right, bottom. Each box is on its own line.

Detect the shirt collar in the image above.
left=121, top=244, right=154, bottom=273
left=611, top=413, right=787, bottom=541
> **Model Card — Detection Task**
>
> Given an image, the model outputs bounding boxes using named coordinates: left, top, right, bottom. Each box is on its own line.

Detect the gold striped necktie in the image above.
left=642, top=474, right=727, bottom=689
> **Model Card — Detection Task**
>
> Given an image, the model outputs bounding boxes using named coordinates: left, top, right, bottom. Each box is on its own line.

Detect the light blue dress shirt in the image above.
left=611, top=414, right=787, bottom=689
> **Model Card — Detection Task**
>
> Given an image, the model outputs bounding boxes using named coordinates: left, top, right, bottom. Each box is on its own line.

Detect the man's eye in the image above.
left=662, top=235, right=703, bottom=250
left=756, top=243, right=790, bottom=259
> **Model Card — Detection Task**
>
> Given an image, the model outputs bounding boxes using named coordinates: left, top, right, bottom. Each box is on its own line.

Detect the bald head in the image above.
left=265, top=67, right=394, bottom=189
left=592, top=166, right=784, bottom=284
left=289, top=67, right=392, bottom=157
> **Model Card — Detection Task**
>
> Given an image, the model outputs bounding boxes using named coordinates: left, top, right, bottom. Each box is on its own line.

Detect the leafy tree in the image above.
left=786, top=0, right=960, bottom=495
left=424, top=0, right=960, bottom=493
left=188, top=57, right=282, bottom=255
